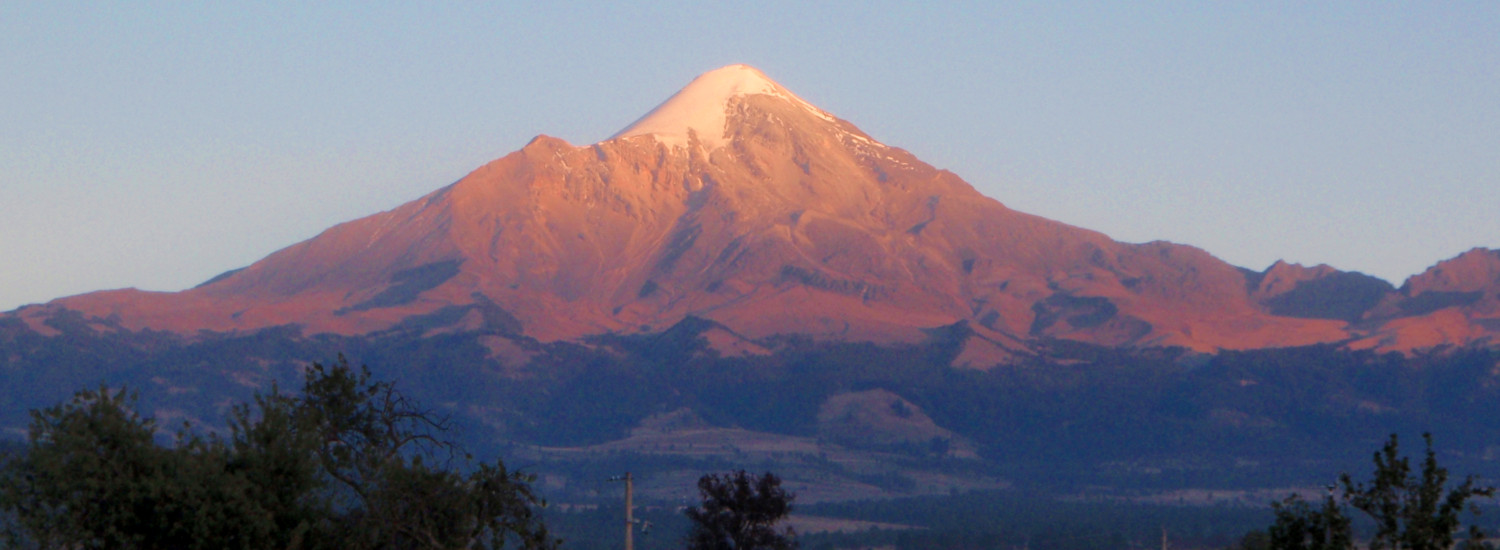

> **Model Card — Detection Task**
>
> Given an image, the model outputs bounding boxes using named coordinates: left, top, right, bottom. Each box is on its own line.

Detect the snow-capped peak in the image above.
left=610, top=64, right=829, bottom=150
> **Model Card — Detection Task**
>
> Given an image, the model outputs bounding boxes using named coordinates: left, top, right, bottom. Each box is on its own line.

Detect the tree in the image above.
left=1267, top=492, right=1352, bottom=550
left=684, top=470, right=797, bottom=550
left=0, top=356, right=558, bottom=550
left=0, top=387, right=176, bottom=548
left=1340, top=433, right=1493, bottom=550
left=292, top=358, right=556, bottom=549
left=1266, top=433, right=1493, bottom=550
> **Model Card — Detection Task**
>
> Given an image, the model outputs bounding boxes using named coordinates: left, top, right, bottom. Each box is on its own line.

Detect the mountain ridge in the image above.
left=8, top=65, right=1498, bottom=361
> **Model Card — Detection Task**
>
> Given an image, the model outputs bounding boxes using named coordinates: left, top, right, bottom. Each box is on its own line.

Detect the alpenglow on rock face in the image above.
left=12, top=65, right=1498, bottom=363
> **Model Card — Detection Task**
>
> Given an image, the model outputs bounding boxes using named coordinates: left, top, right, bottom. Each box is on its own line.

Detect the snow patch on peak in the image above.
left=610, top=64, right=830, bottom=150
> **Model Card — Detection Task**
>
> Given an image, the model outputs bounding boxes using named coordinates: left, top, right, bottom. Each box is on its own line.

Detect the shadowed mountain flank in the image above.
left=342, top=260, right=464, bottom=313
left=1249, top=262, right=1394, bottom=323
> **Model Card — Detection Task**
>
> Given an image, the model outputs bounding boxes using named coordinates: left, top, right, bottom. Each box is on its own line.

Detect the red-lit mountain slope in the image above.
left=12, top=65, right=1497, bottom=363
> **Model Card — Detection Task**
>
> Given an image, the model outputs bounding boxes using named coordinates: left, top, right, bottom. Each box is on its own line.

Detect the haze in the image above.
left=3, top=2, right=1497, bottom=312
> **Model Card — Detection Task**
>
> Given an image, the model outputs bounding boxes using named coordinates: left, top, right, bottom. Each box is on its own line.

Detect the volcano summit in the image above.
left=11, top=65, right=1499, bottom=363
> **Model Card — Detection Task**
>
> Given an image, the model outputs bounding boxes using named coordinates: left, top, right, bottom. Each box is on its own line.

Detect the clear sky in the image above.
left=3, top=2, right=1497, bottom=311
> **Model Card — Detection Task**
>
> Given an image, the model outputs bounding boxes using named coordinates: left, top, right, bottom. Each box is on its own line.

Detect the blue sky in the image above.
left=3, top=2, right=1497, bottom=311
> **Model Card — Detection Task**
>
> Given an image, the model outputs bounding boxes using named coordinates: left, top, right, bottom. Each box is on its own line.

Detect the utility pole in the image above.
left=1160, top=526, right=1169, bottom=550
left=625, top=472, right=634, bottom=550
left=610, top=472, right=635, bottom=550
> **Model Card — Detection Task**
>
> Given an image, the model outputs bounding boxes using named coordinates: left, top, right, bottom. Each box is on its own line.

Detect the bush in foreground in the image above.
left=0, top=356, right=557, bottom=550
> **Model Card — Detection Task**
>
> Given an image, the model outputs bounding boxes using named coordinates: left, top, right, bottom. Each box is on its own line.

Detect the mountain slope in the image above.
left=11, top=65, right=1497, bottom=360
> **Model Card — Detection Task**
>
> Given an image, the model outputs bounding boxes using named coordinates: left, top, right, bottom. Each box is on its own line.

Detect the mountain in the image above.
left=1347, top=248, right=1500, bottom=351
left=7, top=66, right=1500, bottom=505
left=14, top=64, right=1493, bottom=361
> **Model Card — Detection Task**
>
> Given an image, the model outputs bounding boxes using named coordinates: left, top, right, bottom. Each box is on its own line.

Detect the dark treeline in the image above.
left=798, top=491, right=1271, bottom=550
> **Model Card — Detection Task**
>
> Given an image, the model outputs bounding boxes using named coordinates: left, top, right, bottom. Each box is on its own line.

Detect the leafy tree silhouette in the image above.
left=1267, top=433, right=1494, bottom=550
left=685, top=470, right=797, bottom=550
